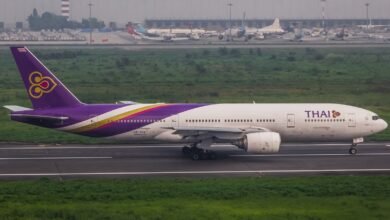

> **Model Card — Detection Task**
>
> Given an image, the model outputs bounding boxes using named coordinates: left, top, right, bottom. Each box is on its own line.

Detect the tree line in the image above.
left=28, top=8, right=105, bottom=31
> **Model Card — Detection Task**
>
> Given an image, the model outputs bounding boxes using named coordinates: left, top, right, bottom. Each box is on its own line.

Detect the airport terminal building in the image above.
left=145, top=18, right=390, bottom=29
left=1, top=0, right=390, bottom=29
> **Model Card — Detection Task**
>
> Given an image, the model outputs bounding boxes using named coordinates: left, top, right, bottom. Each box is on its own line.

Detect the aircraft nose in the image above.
left=379, top=119, right=388, bottom=132
left=383, top=120, right=388, bottom=130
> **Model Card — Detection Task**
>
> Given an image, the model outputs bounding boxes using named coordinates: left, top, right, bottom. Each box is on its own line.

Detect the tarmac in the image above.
left=0, top=142, right=389, bottom=179
left=1, top=41, right=390, bottom=50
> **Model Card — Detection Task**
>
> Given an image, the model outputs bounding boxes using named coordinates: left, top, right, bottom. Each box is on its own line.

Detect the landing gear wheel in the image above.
left=349, top=147, right=358, bottom=155
left=186, top=144, right=218, bottom=161
left=190, top=146, right=202, bottom=161
left=191, top=152, right=201, bottom=161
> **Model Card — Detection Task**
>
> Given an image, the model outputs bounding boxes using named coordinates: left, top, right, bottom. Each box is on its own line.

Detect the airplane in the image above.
left=129, top=23, right=215, bottom=41
left=328, top=27, right=349, bottom=41
left=218, top=17, right=285, bottom=41
left=357, top=24, right=390, bottom=32
left=244, top=18, right=286, bottom=41
left=4, top=47, right=388, bottom=160
left=327, top=27, right=385, bottom=42
left=284, top=28, right=327, bottom=42
left=218, top=27, right=246, bottom=41
left=127, top=24, right=193, bottom=42
left=283, top=29, right=304, bottom=42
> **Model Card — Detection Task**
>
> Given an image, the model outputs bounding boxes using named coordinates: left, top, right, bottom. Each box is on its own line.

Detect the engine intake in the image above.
left=236, top=132, right=281, bottom=154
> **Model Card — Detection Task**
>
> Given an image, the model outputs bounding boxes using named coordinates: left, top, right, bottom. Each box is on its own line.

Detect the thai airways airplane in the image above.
left=4, top=47, right=388, bottom=160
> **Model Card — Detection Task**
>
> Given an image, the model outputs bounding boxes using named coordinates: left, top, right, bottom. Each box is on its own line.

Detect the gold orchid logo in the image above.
left=28, top=71, right=57, bottom=99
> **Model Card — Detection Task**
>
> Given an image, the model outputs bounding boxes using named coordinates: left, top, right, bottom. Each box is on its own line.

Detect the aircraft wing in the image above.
left=164, top=126, right=270, bottom=140
left=117, top=101, right=139, bottom=105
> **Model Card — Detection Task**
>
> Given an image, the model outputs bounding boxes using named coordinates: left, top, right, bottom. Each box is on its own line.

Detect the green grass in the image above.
left=1, top=47, right=390, bottom=143
left=0, top=176, right=389, bottom=219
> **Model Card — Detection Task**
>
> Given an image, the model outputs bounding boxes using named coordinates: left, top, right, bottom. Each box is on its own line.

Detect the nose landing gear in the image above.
left=349, top=144, right=358, bottom=155
left=349, top=137, right=364, bottom=155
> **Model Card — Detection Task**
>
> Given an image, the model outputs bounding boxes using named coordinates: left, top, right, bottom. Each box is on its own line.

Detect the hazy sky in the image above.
left=1, top=0, right=389, bottom=25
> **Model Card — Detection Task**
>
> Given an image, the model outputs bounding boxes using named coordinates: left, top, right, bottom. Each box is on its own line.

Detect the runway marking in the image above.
left=0, top=157, right=112, bottom=160
left=283, top=143, right=390, bottom=147
left=0, top=146, right=183, bottom=150
left=230, top=153, right=390, bottom=157
left=0, top=143, right=388, bottom=150
left=0, top=169, right=390, bottom=177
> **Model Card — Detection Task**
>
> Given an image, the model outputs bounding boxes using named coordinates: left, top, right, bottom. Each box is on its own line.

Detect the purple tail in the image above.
left=10, top=46, right=83, bottom=109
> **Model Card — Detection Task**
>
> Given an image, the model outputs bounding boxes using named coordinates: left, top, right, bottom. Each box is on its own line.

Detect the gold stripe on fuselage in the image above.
left=70, top=104, right=166, bottom=133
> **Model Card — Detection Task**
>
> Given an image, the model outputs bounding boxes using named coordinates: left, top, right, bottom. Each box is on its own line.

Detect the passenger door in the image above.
left=171, top=115, right=179, bottom=127
left=287, top=114, right=295, bottom=128
left=347, top=113, right=356, bottom=127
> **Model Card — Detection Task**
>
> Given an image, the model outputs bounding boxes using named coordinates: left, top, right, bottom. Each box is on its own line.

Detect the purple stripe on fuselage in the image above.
left=78, top=104, right=207, bottom=137
left=11, top=104, right=127, bottom=129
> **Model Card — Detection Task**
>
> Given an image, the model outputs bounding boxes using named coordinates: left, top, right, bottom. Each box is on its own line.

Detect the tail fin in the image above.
left=127, top=23, right=138, bottom=35
left=135, top=24, right=147, bottom=34
left=271, top=18, right=281, bottom=28
left=10, top=46, right=83, bottom=109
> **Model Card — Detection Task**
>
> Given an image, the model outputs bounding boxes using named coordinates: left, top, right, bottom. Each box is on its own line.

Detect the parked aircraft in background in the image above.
left=219, top=18, right=286, bottom=41
left=357, top=24, right=390, bottom=32
left=127, top=24, right=192, bottom=42
left=328, top=27, right=349, bottom=41
left=4, top=47, right=387, bottom=160
left=283, top=28, right=304, bottom=42
left=218, top=27, right=246, bottom=41
left=244, top=18, right=286, bottom=40
left=128, top=23, right=219, bottom=41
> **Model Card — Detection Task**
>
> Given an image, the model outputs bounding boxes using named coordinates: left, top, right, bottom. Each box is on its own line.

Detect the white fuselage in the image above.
left=147, top=28, right=206, bottom=37
left=108, top=103, right=387, bottom=143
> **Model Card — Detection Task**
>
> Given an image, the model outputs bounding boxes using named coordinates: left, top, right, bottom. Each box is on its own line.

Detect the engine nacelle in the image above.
left=238, top=132, right=281, bottom=154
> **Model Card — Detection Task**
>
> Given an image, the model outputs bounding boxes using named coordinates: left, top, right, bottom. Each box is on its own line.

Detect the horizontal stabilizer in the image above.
left=3, top=105, right=33, bottom=112
left=118, top=101, right=139, bottom=105
left=11, top=114, right=69, bottom=121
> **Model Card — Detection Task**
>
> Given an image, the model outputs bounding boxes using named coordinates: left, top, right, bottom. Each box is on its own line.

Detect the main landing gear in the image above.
left=182, top=145, right=217, bottom=161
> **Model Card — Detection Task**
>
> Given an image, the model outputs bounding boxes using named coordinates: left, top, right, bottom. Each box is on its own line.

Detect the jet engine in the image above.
left=235, top=132, right=281, bottom=154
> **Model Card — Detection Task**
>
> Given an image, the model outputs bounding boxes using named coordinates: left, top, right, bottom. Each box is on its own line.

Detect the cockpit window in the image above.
left=372, top=116, right=380, bottom=121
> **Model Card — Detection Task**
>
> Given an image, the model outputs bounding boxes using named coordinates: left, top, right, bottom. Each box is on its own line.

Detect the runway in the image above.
left=0, top=142, right=389, bottom=179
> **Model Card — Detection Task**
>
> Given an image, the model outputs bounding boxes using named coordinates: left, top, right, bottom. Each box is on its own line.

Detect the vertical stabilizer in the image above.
left=271, top=18, right=281, bottom=28
left=10, top=47, right=83, bottom=109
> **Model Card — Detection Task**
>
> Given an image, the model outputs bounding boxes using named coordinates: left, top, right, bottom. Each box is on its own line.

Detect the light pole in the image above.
left=228, top=2, right=233, bottom=41
left=320, top=0, right=326, bottom=30
left=88, top=2, right=93, bottom=44
left=365, top=3, right=370, bottom=29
